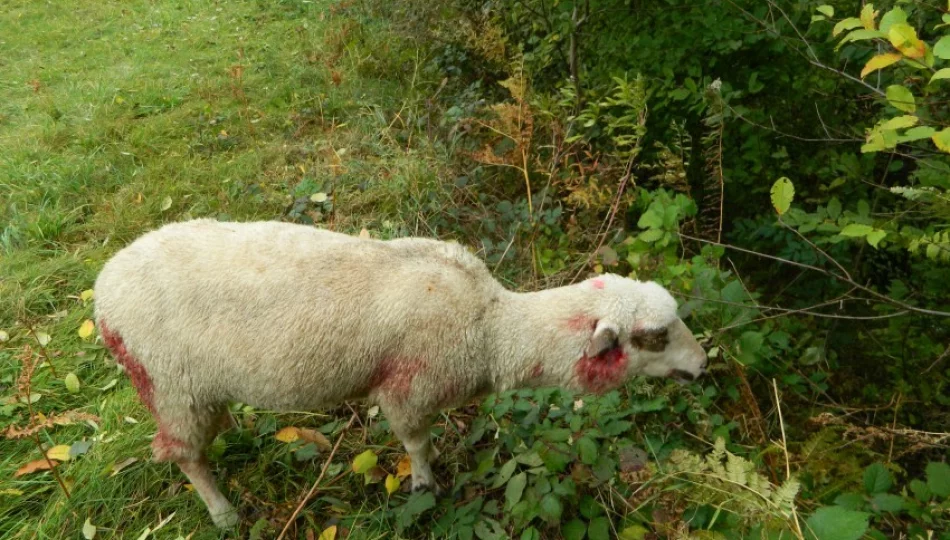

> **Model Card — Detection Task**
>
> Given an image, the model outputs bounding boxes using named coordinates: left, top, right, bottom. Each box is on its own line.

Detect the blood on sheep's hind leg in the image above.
left=178, top=458, right=239, bottom=528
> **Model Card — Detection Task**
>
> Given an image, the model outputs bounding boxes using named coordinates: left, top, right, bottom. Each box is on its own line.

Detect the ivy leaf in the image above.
left=832, top=18, right=863, bottom=37
left=888, top=23, right=925, bottom=58
left=770, top=177, right=795, bottom=215
left=863, top=463, right=893, bottom=493
left=932, top=128, right=950, bottom=153
left=934, top=35, right=950, bottom=59
left=505, top=472, right=527, bottom=510
left=926, top=461, right=950, bottom=497
left=351, top=450, right=378, bottom=474
left=860, top=53, right=901, bottom=78
left=805, top=507, right=869, bottom=540
left=885, top=85, right=915, bottom=113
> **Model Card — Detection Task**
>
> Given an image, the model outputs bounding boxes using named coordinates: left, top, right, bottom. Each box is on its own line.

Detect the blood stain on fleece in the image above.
left=591, top=279, right=605, bottom=290
left=575, top=347, right=628, bottom=393
left=369, top=356, right=427, bottom=401
left=565, top=314, right=596, bottom=332
left=100, top=319, right=188, bottom=461
left=100, top=320, right=157, bottom=414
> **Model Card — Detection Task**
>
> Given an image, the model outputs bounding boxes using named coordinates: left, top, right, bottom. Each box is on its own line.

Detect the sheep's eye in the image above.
left=631, top=328, right=670, bottom=352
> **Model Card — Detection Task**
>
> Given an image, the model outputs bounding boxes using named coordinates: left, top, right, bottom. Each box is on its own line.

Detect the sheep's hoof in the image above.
left=210, top=507, right=240, bottom=529
left=411, top=481, right=444, bottom=497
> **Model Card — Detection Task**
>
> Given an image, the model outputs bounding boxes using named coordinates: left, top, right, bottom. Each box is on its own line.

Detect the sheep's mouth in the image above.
left=668, top=369, right=697, bottom=384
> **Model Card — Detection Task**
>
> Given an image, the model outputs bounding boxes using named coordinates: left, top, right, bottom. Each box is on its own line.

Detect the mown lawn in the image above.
left=1, top=1, right=455, bottom=538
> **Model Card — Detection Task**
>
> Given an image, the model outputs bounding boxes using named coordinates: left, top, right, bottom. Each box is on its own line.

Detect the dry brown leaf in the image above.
left=297, top=428, right=332, bottom=451
left=14, top=458, right=59, bottom=477
left=396, top=454, right=412, bottom=479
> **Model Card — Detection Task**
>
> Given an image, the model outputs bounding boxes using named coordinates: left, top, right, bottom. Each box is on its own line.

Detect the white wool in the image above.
left=93, top=219, right=707, bottom=527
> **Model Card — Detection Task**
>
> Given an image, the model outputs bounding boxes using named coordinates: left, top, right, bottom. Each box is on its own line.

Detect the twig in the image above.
left=922, top=343, right=950, bottom=374
left=571, top=154, right=637, bottom=283
left=887, top=393, right=902, bottom=464
left=677, top=233, right=950, bottom=317
left=772, top=379, right=803, bottom=540
left=277, top=412, right=357, bottom=540
left=777, top=216, right=852, bottom=281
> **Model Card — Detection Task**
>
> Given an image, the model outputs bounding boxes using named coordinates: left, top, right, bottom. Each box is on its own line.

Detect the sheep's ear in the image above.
left=586, top=320, right=619, bottom=358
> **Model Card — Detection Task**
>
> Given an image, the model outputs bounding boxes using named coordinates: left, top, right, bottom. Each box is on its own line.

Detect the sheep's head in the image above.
left=572, top=275, right=708, bottom=392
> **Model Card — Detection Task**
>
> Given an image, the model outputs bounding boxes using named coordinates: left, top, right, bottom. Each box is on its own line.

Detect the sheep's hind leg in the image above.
left=388, top=415, right=442, bottom=495
left=153, top=404, right=238, bottom=528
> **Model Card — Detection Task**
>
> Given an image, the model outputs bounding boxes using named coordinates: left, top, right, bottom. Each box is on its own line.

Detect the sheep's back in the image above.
left=94, top=220, right=499, bottom=410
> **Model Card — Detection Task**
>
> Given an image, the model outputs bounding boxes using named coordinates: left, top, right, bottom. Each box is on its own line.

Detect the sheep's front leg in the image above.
left=387, top=415, right=441, bottom=494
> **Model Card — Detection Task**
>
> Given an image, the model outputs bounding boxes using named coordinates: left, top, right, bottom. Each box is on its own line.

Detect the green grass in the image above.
left=0, top=1, right=455, bottom=537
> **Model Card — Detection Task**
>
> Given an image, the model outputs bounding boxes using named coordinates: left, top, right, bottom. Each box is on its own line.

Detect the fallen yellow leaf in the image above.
left=396, top=454, right=412, bottom=479
left=80, top=289, right=94, bottom=302
left=275, top=426, right=301, bottom=443
left=385, top=474, right=400, bottom=495
left=46, top=445, right=72, bottom=461
left=78, top=320, right=95, bottom=340
left=318, top=526, right=337, bottom=540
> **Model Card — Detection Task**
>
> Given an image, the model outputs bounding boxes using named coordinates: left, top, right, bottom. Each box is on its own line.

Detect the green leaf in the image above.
left=577, top=437, right=599, bottom=465
left=492, top=459, right=518, bottom=488
left=619, top=525, right=649, bottom=540
left=351, top=450, right=378, bottom=474
left=587, top=517, right=610, bottom=540
left=562, top=519, right=587, bottom=540
left=805, top=507, right=869, bottom=540
left=910, top=479, right=932, bottom=501
left=840, top=224, right=874, bottom=238
left=934, top=36, right=950, bottom=59
left=838, top=29, right=885, bottom=48
left=520, top=528, right=540, bottom=540
left=897, top=126, right=936, bottom=143
left=930, top=68, right=950, bottom=83
left=866, top=230, right=886, bottom=248
left=638, top=229, right=665, bottom=243
left=396, top=491, right=436, bottom=530
left=539, top=494, right=563, bottom=521
left=926, top=461, right=950, bottom=497
left=864, top=463, right=892, bottom=493
left=932, top=128, right=950, bottom=153
left=637, top=209, right=663, bottom=229
left=737, top=331, right=764, bottom=365
left=870, top=493, right=903, bottom=513
left=880, top=115, right=918, bottom=130
left=770, top=177, right=795, bottom=215
left=65, top=373, right=81, bottom=394
left=886, top=85, right=916, bottom=113
left=827, top=197, right=842, bottom=219
left=833, top=18, right=863, bottom=36
left=816, top=5, right=833, bottom=18
left=505, top=472, right=527, bottom=510
left=833, top=492, right=866, bottom=511
left=879, top=7, right=907, bottom=35
left=857, top=200, right=870, bottom=217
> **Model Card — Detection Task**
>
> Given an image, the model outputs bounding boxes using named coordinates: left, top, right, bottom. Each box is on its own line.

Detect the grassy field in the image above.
left=1, top=1, right=460, bottom=538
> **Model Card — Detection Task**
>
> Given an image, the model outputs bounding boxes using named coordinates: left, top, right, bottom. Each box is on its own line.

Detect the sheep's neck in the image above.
left=484, top=286, right=588, bottom=393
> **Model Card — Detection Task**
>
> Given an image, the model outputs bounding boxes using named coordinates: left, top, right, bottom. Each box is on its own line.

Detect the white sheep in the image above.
left=93, top=219, right=707, bottom=528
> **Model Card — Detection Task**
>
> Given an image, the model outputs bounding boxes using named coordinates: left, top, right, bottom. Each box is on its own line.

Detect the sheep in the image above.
left=93, top=219, right=708, bottom=528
